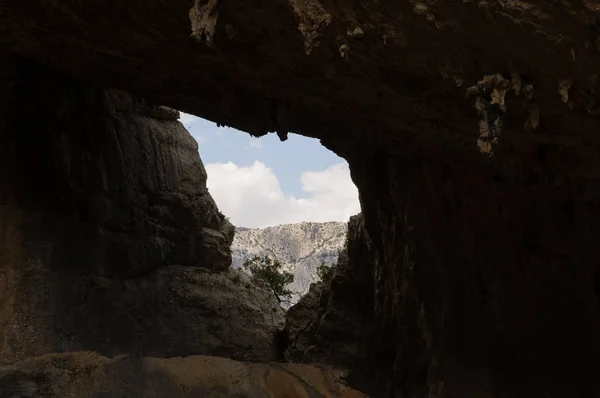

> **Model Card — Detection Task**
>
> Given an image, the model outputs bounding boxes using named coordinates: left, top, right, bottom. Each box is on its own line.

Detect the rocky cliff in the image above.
left=0, top=56, right=283, bottom=365
left=4, top=1, right=600, bottom=397
left=232, top=221, right=347, bottom=305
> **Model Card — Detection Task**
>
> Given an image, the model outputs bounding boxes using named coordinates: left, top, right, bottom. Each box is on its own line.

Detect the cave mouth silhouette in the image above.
left=179, top=113, right=361, bottom=230
left=177, top=114, right=360, bottom=311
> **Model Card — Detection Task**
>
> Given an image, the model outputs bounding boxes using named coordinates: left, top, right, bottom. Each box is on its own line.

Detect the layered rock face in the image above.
left=4, top=1, right=600, bottom=397
left=0, top=352, right=366, bottom=397
left=0, top=56, right=283, bottom=365
left=232, top=221, right=346, bottom=305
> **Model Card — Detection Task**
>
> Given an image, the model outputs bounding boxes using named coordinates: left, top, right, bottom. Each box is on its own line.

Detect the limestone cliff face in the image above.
left=232, top=221, right=346, bottom=305
left=0, top=56, right=282, bottom=365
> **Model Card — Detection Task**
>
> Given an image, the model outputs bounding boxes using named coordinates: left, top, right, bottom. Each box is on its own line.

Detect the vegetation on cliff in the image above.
left=243, top=255, right=294, bottom=304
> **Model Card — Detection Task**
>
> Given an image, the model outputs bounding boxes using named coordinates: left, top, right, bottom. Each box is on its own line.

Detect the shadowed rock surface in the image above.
left=3, top=1, right=600, bottom=397
left=3, top=265, right=285, bottom=365
left=0, top=57, right=282, bottom=365
left=0, top=351, right=366, bottom=398
left=284, top=215, right=389, bottom=395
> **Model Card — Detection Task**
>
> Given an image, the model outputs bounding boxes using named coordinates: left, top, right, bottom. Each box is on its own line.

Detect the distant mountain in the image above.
left=231, top=221, right=347, bottom=307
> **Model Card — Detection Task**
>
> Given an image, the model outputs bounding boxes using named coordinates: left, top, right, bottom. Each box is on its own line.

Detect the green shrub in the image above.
left=316, top=261, right=335, bottom=285
left=243, top=255, right=294, bottom=304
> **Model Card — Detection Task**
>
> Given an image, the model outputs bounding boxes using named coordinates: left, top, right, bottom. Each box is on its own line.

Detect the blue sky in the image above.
left=180, top=113, right=360, bottom=228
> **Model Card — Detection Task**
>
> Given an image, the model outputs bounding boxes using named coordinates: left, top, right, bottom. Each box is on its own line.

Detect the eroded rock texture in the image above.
left=285, top=215, right=393, bottom=396
left=350, top=149, right=600, bottom=397
left=232, top=221, right=347, bottom=306
left=0, top=56, right=283, bottom=365
left=0, top=351, right=366, bottom=397
left=4, top=1, right=600, bottom=397
left=289, top=155, right=600, bottom=397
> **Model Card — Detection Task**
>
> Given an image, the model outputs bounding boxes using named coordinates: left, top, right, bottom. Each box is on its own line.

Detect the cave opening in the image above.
left=179, top=112, right=360, bottom=229
left=178, top=112, right=360, bottom=307
left=0, top=58, right=365, bottom=376
left=5, top=0, right=600, bottom=394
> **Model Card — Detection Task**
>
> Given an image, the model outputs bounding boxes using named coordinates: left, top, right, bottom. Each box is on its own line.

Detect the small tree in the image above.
left=243, top=255, right=294, bottom=304
left=316, top=261, right=335, bottom=285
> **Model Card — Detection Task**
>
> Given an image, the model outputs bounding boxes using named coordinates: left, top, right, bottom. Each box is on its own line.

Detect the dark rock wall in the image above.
left=353, top=150, right=600, bottom=397
left=0, top=55, right=284, bottom=364
left=287, top=146, right=600, bottom=397
left=1, top=56, right=233, bottom=278
left=285, top=214, right=394, bottom=396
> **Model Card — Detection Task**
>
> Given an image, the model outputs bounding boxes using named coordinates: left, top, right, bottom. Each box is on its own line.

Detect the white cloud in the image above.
left=205, top=161, right=360, bottom=228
